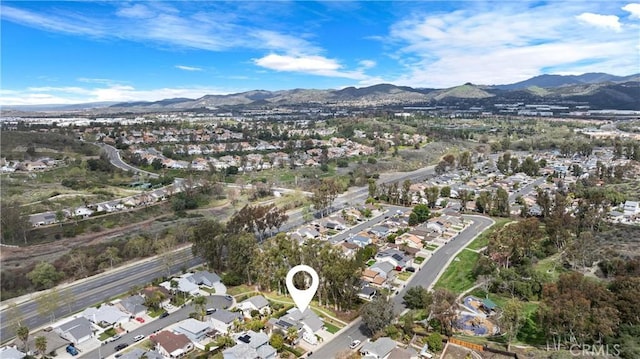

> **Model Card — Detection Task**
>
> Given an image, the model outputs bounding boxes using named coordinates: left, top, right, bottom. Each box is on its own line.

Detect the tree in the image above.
left=285, top=327, right=299, bottom=345
left=408, top=204, right=430, bottom=226
left=424, top=187, right=440, bottom=209
left=361, top=295, right=394, bottom=336
left=191, top=220, right=227, bottom=271
left=35, top=289, right=60, bottom=323
left=16, top=325, right=29, bottom=353
left=458, top=151, right=472, bottom=170
left=270, top=333, right=285, bottom=351
left=440, top=186, right=451, bottom=198
left=59, top=288, right=76, bottom=314
left=35, top=336, right=47, bottom=358
left=403, top=286, right=433, bottom=310
left=0, top=201, right=31, bottom=244
left=102, top=246, right=121, bottom=269
left=27, top=262, right=63, bottom=289
left=425, top=332, right=443, bottom=352
left=492, top=187, right=510, bottom=217
left=193, top=296, right=207, bottom=320
left=215, top=334, right=236, bottom=349
left=431, top=288, right=456, bottom=336
left=499, top=298, right=525, bottom=351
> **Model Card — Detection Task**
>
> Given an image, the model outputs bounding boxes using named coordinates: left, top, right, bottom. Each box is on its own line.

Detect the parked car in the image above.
left=406, top=267, right=416, bottom=272
left=135, top=317, right=145, bottom=323
left=66, top=344, right=79, bottom=356
left=160, top=311, right=169, bottom=318
left=133, top=335, right=145, bottom=342
left=114, top=343, right=129, bottom=351
left=105, top=334, right=121, bottom=343
left=349, top=339, right=361, bottom=349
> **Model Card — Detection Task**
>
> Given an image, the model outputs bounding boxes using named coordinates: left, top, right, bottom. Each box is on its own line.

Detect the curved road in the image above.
left=310, top=215, right=495, bottom=358
left=97, top=143, right=159, bottom=178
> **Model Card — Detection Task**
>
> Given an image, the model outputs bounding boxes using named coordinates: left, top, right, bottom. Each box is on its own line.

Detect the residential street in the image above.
left=309, top=215, right=495, bottom=359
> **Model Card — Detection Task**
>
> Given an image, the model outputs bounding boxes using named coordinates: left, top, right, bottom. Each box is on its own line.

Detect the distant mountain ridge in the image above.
left=3, top=72, right=639, bottom=112
left=493, top=72, right=640, bottom=90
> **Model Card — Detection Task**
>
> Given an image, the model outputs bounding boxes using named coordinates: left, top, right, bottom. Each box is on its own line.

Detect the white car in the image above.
left=133, top=335, right=145, bottom=342
left=349, top=339, right=361, bottom=349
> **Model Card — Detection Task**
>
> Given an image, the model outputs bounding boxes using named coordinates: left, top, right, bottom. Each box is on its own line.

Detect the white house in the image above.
left=223, top=331, right=277, bottom=359
left=237, top=295, right=270, bottom=318
left=175, top=318, right=211, bottom=342
left=360, top=337, right=397, bottom=359
left=82, top=305, right=129, bottom=327
left=0, top=346, right=25, bottom=359
left=209, top=309, right=242, bottom=334
left=55, top=317, right=93, bottom=344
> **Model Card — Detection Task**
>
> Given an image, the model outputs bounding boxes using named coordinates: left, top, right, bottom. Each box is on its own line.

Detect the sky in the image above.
left=1, top=1, right=639, bottom=105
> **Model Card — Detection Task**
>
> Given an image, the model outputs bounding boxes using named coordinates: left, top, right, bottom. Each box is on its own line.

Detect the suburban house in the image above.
left=237, top=295, right=271, bottom=318
left=175, top=318, right=211, bottom=342
left=187, top=270, right=222, bottom=288
left=116, top=295, right=147, bottom=317
left=358, top=286, right=377, bottom=301
left=375, top=249, right=411, bottom=270
left=348, top=234, right=373, bottom=248
left=82, top=305, right=129, bottom=327
left=360, top=337, right=397, bottom=359
left=339, top=241, right=359, bottom=258
left=119, top=348, right=164, bottom=359
left=395, top=233, right=423, bottom=249
left=209, top=309, right=243, bottom=334
left=223, top=331, right=277, bottom=359
left=0, top=346, right=25, bottom=359
left=268, top=308, right=323, bottom=345
left=160, top=276, right=200, bottom=296
left=151, top=331, right=194, bottom=358
left=370, top=261, right=395, bottom=281
left=55, top=317, right=93, bottom=344
left=361, top=268, right=387, bottom=287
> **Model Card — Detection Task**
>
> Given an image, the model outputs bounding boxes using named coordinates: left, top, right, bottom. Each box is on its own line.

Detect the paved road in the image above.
left=310, top=215, right=495, bottom=359
left=97, top=143, right=159, bottom=178
left=83, top=295, right=232, bottom=359
left=0, top=247, right=201, bottom=343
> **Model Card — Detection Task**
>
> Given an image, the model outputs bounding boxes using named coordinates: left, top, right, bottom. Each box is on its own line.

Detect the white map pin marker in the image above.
left=286, top=265, right=319, bottom=313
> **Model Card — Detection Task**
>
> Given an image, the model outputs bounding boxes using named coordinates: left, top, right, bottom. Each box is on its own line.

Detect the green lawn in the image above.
left=424, top=244, right=439, bottom=251
left=397, top=271, right=411, bottom=281
left=414, top=256, right=426, bottom=264
left=533, top=253, right=566, bottom=281
left=466, top=217, right=512, bottom=250
left=324, top=322, right=341, bottom=334
left=434, top=250, right=479, bottom=293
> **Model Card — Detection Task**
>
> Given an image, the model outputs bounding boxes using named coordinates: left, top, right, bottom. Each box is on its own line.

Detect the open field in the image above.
left=435, top=249, right=480, bottom=293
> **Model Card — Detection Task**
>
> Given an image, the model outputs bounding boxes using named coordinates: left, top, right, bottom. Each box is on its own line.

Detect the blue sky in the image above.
left=1, top=1, right=639, bottom=105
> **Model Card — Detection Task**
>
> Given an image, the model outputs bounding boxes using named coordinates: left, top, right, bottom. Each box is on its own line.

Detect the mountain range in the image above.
left=4, top=73, right=640, bottom=112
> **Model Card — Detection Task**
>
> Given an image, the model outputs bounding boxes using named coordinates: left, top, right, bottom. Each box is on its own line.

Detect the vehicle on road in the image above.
left=105, top=334, right=121, bottom=343
left=114, top=343, right=129, bottom=351
left=133, top=335, right=145, bottom=342
left=349, top=339, right=361, bottom=349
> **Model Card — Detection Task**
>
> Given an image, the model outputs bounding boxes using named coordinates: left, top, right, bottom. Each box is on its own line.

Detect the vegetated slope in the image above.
left=0, top=131, right=99, bottom=158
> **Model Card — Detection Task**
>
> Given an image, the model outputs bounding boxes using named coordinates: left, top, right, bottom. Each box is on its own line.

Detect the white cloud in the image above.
left=383, top=2, right=639, bottom=88
left=254, top=54, right=368, bottom=80
left=576, top=13, right=622, bottom=31
left=622, top=3, right=640, bottom=18
left=358, top=60, right=376, bottom=69
left=175, top=65, right=203, bottom=71
left=0, top=85, right=235, bottom=106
